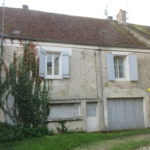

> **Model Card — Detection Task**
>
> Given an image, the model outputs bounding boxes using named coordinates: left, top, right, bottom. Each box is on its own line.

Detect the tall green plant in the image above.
left=0, top=61, right=9, bottom=114
left=1, top=42, right=52, bottom=128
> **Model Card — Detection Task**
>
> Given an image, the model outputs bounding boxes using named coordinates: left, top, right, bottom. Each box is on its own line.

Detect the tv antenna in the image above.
left=104, top=0, right=113, bottom=16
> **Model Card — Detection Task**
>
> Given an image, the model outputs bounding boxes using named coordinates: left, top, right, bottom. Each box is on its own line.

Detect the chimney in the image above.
left=107, top=16, right=113, bottom=20
left=116, top=9, right=127, bottom=24
left=22, top=5, right=29, bottom=9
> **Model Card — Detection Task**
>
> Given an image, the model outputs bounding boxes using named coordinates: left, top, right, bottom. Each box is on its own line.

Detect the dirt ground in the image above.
left=74, top=134, right=150, bottom=150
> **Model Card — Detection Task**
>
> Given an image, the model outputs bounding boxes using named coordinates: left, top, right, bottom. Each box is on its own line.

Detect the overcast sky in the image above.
left=1, top=0, right=150, bottom=26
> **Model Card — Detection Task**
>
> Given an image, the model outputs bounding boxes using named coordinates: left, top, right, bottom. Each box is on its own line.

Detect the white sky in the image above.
left=1, top=0, right=150, bottom=26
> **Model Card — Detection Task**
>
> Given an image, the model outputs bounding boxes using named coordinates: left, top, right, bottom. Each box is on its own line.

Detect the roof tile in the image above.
left=0, top=7, right=148, bottom=47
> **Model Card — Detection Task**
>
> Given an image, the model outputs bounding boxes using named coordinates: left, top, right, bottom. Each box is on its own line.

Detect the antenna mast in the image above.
left=1, top=0, right=5, bottom=43
left=0, top=0, right=5, bottom=62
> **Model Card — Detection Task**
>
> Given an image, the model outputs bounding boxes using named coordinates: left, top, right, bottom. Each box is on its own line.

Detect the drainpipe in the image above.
left=99, top=46, right=105, bottom=132
left=0, top=1, right=5, bottom=63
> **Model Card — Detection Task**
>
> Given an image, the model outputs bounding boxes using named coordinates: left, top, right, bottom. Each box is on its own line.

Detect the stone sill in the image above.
left=46, top=117, right=83, bottom=122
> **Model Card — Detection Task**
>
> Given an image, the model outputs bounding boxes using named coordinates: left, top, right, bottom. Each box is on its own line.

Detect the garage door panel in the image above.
left=116, top=99, right=122, bottom=130
left=119, top=99, right=126, bottom=130
left=126, top=99, right=131, bottom=129
left=112, top=99, right=117, bottom=130
left=108, top=99, right=113, bottom=130
left=135, top=99, right=145, bottom=128
left=108, top=98, right=144, bottom=131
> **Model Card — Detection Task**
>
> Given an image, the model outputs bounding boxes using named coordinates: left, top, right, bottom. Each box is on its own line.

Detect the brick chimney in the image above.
left=22, top=5, right=29, bottom=9
left=116, top=9, right=126, bottom=24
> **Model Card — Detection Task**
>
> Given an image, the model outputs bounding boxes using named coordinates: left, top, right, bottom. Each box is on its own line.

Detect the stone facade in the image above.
left=0, top=39, right=150, bottom=132
left=101, top=50, right=150, bottom=129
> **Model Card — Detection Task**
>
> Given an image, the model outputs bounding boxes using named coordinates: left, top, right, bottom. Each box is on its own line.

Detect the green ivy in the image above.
left=0, top=41, right=52, bottom=128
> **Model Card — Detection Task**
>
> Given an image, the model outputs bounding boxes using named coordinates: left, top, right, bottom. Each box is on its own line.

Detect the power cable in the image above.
left=106, top=0, right=113, bottom=8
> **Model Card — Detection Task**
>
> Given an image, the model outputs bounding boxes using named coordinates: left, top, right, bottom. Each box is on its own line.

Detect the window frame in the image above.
left=114, top=56, right=125, bottom=79
left=112, top=52, right=130, bottom=81
left=48, top=103, right=81, bottom=119
left=39, top=46, right=71, bottom=79
left=46, top=52, right=62, bottom=79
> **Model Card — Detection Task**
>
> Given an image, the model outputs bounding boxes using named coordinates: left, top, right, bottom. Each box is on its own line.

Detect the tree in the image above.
left=0, top=41, right=52, bottom=128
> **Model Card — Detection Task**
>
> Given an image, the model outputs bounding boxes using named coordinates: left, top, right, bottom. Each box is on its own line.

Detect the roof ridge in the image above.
left=0, top=6, right=115, bottom=21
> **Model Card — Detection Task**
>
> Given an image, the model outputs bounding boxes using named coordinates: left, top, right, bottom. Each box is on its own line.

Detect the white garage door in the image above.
left=107, top=98, right=145, bottom=131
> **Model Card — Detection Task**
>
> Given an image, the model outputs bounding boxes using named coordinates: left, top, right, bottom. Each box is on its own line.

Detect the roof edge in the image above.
left=0, top=34, right=150, bottom=49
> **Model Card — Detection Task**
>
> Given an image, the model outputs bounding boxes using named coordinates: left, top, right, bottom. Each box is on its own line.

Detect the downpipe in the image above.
left=99, top=46, right=105, bottom=132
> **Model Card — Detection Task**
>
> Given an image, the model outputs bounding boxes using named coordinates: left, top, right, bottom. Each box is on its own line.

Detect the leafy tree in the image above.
left=0, top=41, right=52, bottom=128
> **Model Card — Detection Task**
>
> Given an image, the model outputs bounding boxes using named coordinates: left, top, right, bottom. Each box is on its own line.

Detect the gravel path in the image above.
left=74, top=134, right=150, bottom=150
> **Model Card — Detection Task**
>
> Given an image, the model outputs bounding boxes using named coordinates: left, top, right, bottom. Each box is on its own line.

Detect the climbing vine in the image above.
left=0, top=41, right=52, bottom=128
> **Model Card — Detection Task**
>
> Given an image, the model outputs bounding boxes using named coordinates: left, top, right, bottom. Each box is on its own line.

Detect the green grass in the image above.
left=110, top=140, right=150, bottom=150
left=1, top=128, right=150, bottom=150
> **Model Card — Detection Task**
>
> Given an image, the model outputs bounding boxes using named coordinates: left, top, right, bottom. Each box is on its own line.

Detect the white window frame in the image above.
left=46, top=52, right=62, bottom=79
left=112, top=52, right=130, bottom=81
left=39, top=46, right=72, bottom=79
left=114, top=56, right=125, bottom=79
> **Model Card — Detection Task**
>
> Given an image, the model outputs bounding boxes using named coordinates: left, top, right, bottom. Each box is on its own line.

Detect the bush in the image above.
left=0, top=122, right=50, bottom=143
left=56, top=121, right=68, bottom=133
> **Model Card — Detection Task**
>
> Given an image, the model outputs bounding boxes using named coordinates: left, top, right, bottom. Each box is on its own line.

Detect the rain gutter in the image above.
left=1, top=34, right=150, bottom=50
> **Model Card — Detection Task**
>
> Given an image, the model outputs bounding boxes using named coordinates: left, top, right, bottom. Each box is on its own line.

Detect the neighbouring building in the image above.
left=0, top=7, right=150, bottom=132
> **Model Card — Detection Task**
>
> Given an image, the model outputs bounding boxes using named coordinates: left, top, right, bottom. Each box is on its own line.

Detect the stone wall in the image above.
left=1, top=40, right=150, bottom=131
left=101, top=50, right=150, bottom=129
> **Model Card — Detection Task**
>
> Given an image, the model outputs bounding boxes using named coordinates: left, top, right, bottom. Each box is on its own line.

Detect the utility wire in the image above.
left=106, top=0, right=113, bottom=8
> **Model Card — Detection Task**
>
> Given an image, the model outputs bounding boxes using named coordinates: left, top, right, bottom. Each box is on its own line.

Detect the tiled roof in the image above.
left=0, top=7, right=148, bottom=47
left=129, top=24, right=150, bottom=40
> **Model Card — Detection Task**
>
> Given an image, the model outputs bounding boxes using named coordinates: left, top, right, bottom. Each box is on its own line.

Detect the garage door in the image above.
left=107, top=98, right=145, bottom=131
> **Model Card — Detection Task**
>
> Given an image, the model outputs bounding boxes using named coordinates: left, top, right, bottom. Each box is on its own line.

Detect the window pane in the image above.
left=47, top=54, right=52, bottom=61
left=54, top=61, right=59, bottom=67
left=119, top=71, right=124, bottom=78
left=47, top=54, right=52, bottom=67
left=47, top=68, right=52, bottom=75
left=47, top=62, right=52, bottom=67
left=114, top=65, right=118, bottom=78
left=54, top=54, right=59, bottom=61
left=54, top=54, right=59, bottom=75
left=54, top=68, right=59, bottom=75
left=119, top=65, right=124, bottom=71
left=118, top=58, right=123, bottom=65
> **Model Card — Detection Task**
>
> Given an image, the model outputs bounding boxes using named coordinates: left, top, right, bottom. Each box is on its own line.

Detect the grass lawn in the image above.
left=1, top=129, right=150, bottom=150
left=110, top=140, right=150, bottom=150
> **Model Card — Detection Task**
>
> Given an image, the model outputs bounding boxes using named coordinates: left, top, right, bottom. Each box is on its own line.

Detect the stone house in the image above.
left=0, top=6, right=150, bottom=132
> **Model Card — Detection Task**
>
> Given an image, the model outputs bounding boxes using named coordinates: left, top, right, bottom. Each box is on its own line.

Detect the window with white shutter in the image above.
left=39, top=47, right=70, bottom=79
left=106, top=52, right=138, bottom=81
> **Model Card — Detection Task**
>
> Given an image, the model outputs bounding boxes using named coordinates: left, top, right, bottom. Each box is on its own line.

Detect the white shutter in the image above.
left=61, top=51, right=69, bottom=78
left=49, top=104, right=80, bottom=118
left=129, top=55, right=138, bottom=81
left=39, top=47, right=46, bottom=77
left=106, top=54, right=115, bottom=81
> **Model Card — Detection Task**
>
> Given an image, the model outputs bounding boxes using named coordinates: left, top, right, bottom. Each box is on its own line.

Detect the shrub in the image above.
left=0, top=122, right=49, bottom=143
left=56, top=121, right=68, bottom=133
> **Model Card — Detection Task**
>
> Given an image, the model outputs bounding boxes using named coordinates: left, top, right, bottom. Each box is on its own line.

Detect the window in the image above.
left=114, top=57, right=124, bottom=78
left=106, top=53, right=138, bottom=81
left=47, top=53, right=60, bottom=77
left=48, top=103, right=81, bottom=119
left=39, top=47, right=70, bottom=79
